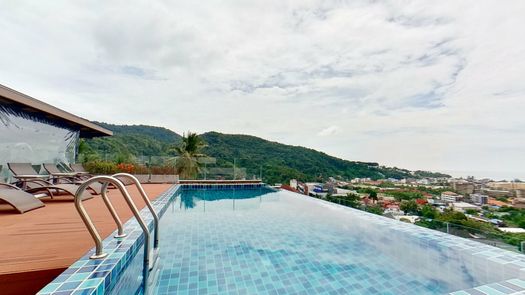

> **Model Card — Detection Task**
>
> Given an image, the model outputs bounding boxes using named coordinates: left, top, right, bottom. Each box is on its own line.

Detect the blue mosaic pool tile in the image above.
left=181, top=183, right=264, bottom=191
left=39, top=184, right=525, bottom=295
left=57, top=281, right=82, bottom=291
left=39, top=283, right=62, bottom=294
left=66, top=272, right=91, bottom=282
left=37, top=183, right=268, bottom=295
left=72, top=289, right=95, bottom=295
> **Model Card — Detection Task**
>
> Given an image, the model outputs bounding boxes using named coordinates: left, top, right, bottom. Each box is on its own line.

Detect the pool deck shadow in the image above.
left=0, top=183, right=172, bottom=295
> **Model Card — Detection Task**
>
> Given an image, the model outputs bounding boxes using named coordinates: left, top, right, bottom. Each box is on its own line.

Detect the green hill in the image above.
left=94, top=122, right=182, bottom=143
left=81, top=123, right=181, bottom=159
left=81, top=123, right=449, bottom=183
left=200, top=132, right=414, bottom=183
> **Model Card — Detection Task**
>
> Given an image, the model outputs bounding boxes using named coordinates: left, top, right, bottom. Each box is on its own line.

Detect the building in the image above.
left=428, top=198, right=447, bottom=206
left=512, top=198, right=525, bottom=209
left=488, top=198, right=508, bottom=207
left=0, top=84, right=112, bottom=180
left=451, top=202, right=480, bottom=213
left=289, top=179, right=309, bottom=195
left=440, top=191, right=462, bottom=203
left=451, top=181, right=475, bottom=195
left=351, top=178, right=371, bottom=184
left=470, top=193, right=489, bottom=205
left=416, top=178, right=430, bottom=185
left=483, top=189, right=512, bottom=198
left=487, top=182, right=525, bottom=191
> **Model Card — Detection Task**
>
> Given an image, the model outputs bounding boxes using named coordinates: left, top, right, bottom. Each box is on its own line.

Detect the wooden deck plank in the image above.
left=0, top=184, right=172, bottom=295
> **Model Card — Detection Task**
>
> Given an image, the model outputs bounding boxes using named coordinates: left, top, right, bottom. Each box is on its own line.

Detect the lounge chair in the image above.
left=0, top=183, right=45, bottom=213
left=69, top=163, right=121, bottom=189
left=43, top=163, right=103, bottom=194
left=42, top=163, right=78, bottom=179
left=57, top=162, right=91, bottom=180
left=7, top=163, right=93, bottom=201
left=69, top=163, right=92, bottom=177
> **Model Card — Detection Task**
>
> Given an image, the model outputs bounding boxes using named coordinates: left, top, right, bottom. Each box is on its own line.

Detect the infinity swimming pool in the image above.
left=39, top=185, right=525, bottom=295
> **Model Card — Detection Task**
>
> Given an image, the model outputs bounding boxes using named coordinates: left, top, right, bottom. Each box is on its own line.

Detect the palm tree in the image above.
left=173, top=132, right=207, bottom=179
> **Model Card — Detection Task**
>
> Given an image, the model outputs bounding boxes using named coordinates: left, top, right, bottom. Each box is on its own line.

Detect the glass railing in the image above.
left=311, top=194, right=525, bottom=253
left=415, top=218, right=521, bottom=252
left=76, top=154, right=263, bottom=181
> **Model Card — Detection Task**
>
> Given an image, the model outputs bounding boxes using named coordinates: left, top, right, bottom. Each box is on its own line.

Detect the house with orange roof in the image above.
left=488, top=198, right=508, bottom=207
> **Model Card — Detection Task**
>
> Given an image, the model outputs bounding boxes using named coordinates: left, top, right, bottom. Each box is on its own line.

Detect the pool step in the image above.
left=143, top=249, right=161, bottom=294
left=146, top=255, right=161, bottom=293
left=149, top=247, right=160, bottom=270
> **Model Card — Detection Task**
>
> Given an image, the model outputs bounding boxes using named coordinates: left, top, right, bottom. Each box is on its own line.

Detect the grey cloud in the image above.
left=0, top=0, right=524, bottom=178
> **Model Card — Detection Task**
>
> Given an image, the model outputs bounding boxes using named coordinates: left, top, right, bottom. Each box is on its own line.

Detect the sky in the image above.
left=0, top=0, right=524, bottom=180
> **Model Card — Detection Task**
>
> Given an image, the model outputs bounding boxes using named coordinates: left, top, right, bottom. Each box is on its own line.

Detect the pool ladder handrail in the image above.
left=113, top=173, right=160, bottom=249
left=74, top=176, right=152, bottom=275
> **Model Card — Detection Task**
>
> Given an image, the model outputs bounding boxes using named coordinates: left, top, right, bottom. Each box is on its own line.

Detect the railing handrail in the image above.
left=113, top=173, right=160, bottom=249
left=74, top=176, right=151, bottom=276
left=99, top=182, right=126, bottom=238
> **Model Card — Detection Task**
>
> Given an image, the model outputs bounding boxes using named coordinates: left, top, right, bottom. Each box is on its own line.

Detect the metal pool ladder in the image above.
left=74, top=174, right=161, bottom=287
left=113, top=173, right=161, bottom=270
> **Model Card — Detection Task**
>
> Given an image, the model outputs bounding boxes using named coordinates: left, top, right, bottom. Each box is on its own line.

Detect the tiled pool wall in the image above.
left=38, top=184, right=525, bottom=295
left=180, top=183, right=265, bottom=190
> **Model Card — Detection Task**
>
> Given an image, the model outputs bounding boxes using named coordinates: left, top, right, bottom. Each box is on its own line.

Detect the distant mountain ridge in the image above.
left=82, top=123, right=450, bottom=183
left=94, top=122, right=182, bottom=143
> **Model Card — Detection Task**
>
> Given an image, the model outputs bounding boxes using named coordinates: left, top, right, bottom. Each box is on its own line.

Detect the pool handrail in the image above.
left=99, top=181, right=126, bottom=238
left=113, top=173, right=160, bottom=249
left=73, top=176, right=151, bottom=281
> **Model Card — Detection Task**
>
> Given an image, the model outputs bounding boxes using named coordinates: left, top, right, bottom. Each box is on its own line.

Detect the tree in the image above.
left=465, top=209, right=479, bottom=215
left=174, top=132, right=207, bottom=179
left=420, top=204, right=438, bottom=219
left=400, top=200, right=418, bottom=215
left=388, top=191, right=423, bottom=202
left=369, top=191, right=378, bottom=204
left=336, top=193, right=361, bottom=208
left=366, top=205, right=384, bottom=215
left=437, top=209, right=467, bottom=223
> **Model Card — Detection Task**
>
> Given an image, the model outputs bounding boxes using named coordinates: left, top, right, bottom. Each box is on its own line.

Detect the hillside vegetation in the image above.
left=81, top=123, right=449, bottom=184
left=81, top=122, right=181, bottom=159
left=200, top=132, right=416, bottom=183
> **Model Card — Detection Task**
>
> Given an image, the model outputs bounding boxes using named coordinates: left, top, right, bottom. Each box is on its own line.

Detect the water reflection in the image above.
left=178, top=188, right=278, bottom=212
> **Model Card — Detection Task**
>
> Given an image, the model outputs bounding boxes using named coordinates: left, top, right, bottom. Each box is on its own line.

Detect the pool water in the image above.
left=114, top=187, right=520, bottom=294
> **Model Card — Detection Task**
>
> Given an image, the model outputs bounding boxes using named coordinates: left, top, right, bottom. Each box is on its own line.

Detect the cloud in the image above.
left=0, top=0, right=524, bottom=179
left=317, top=126, right=341, bottom=137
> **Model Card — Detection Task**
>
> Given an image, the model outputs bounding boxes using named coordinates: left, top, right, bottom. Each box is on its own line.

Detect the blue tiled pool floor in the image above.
left=138, top=188, right=521, bottom=295
left=39, top=184, right=525, bottom=295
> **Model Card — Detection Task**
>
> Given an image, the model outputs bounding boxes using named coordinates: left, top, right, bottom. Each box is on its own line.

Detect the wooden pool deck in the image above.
left=0, top=183, right=172, bottom=295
